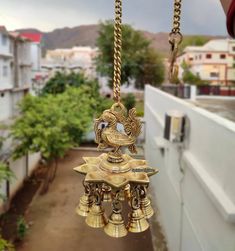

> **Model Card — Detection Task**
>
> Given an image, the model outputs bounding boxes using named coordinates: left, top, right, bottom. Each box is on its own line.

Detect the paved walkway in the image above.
left=18, top=150, right=165, bottom=251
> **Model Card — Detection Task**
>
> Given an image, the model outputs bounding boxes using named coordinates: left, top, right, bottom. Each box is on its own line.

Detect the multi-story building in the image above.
left=20, top=33, right=44, bottom=93
left=0, top=27, right=32, bottom=121
left=0, top=27, right=42, bottom=212
left=177, top=39, right=235, bottom=85
left=42, top=46, right=98, bottom=78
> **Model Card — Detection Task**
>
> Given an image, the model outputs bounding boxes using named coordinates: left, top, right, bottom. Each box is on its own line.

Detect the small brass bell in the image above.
left=104, top=199, right=127, bottom=238
left=140, top=196, right=154, bottom=219
left=86, top=190, right=107, bottom=228
left=102, top=184, right=112, bottom=202
left=119, top=189, right=125, bottom=201
left=124, top=184, right=131, bottom=200
left=76, top=194, right=93, bottom=217
left=127, top=196, right=149, bottom=233
left=140, top=186, right=154, bottom=219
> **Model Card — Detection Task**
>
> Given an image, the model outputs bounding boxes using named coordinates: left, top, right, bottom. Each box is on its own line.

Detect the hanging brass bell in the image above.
left=86, top=190, right=107, bottom=228
left=76, top=194, right=93, bottom=217
left=119, top=189, right=125, bottom=201
left=139, top=186, right=154, bottom=219
left=124, top=184, right=131, bottom=200
left=127, top=195, right=149, bottom=233
left=140, top=196, right=154, bottom=219
left=86, top=204, right=108, bottom=228
left=104, top=199, right=127, bottom=238
left=102, top=184, right=112, bottom=202
left=127, top=208, right=149, bottom=233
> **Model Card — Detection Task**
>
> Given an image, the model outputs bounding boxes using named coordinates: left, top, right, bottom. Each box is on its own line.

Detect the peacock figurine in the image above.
left=94, top=103, right=141, bottom=162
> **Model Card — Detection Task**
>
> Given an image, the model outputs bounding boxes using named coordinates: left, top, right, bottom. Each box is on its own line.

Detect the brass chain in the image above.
left=169, top=0, right=183, bottom=83
left=113, top=0, right=122, bottom=103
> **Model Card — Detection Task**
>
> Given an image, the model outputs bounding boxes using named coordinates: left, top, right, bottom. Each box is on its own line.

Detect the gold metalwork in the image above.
left=126, top=187, right=149, bottom=233
left=139, top=186, right=154, bottom=219
left=113, top=0, right=122, bottom=102
left=85, top=188, right=108, bottom=228
left=94, top=102, right=141, bottom=163
left=102, top=184, right=112, bottom=202
left=169, top=0, right=183, bottom=83
left=76, top=181, right=93, bottom=217
left=74, top=0, right=159, bottom=237
left=104, top=193, right=128, bottom=238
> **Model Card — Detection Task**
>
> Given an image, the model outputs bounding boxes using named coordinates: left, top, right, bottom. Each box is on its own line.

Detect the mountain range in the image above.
left=17, top=24, right=226, bottom=56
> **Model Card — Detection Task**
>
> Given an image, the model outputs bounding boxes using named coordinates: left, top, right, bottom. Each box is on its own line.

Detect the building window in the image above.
left=189, top=57, right=194, bottom=61
left=232, top=46, right=235, bottom=52
left=210, top=72, right=219, bottom=78
left=2, top=34, right=7, bottom=46
left=3, top=65, right=8, bottom=77
left=206, top=54, right=212, bottom=59
left=220, top=54, right=226, bottom=59
left=199, top=55, right=202, bottom=60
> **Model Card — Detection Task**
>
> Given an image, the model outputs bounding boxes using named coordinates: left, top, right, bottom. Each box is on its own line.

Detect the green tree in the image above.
left=11, top=86, right=97, bottom=193
left=180, top=36, right=209, bottom=53
left=122, top=93, right=136, bottom=111
left=41, top=72, right=99, bottom=95
left=96, top=21, right=164, bottom=89
left=181, top=60, right=205, bottom=86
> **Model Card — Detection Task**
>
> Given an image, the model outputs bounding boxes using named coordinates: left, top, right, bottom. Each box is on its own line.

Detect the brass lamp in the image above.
left=73, top=0, right=159, bottom=238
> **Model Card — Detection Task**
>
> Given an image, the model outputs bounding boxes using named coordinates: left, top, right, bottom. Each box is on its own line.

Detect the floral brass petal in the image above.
left=104, top=174, right=129, bottom=189
left=85, top=171, right=105, bottom=183
left=127, top=172, right=150, bottom=184
left=146, top=168, right=159, bottom=177
left=73, top=162, right=98, bottom=175
left=83, top=156, right=102, bottom=166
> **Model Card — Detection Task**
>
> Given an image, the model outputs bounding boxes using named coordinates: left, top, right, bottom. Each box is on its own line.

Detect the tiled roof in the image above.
left=20, top=33, right=42, bottom=43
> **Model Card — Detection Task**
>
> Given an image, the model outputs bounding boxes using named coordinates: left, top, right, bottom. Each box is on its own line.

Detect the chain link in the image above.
left=169, top=0, right=183, bottom=83
left=113, top=0, right=122, bottom=102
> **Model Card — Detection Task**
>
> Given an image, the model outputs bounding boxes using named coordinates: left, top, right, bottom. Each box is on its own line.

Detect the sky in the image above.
left=0, top=0, right=228, bottom=36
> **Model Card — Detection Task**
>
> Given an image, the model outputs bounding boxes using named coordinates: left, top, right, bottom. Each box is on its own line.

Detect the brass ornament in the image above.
left=85, top=188, right=108, bottom=228
left=169, top=0, right=183, bottom=83
left=139, top=186, right=154, bottom=219
left=73, top=0, right=159, bottom=237
left=104, top=193, right=128, bottom=238
left=76, top=180, right=93, bottom=217
left=126, top=188, right=149, bottom=233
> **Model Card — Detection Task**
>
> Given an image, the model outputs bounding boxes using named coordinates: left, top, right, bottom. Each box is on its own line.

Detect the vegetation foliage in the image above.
left=181, top=60, right=207, bottom=86
left=11, top=73, right=102, bottom=192
left=96, top=21, right=165, bottom=89
left=0, top=236, right=14, bottom=251
left=180, top=36, right=210, bottom=53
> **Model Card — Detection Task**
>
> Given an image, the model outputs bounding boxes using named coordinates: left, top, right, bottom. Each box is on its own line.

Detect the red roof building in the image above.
left=20, top=33, right=42, bottom=43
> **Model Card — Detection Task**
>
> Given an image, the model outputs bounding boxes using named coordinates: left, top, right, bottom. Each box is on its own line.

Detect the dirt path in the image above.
left=17, top=150, right=159, bottom=251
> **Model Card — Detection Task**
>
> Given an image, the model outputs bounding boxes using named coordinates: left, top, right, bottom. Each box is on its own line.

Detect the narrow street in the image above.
left=17, top=150, right=166, bottom=251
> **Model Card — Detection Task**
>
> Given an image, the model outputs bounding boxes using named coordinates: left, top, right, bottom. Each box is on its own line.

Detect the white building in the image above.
left=0, top=27, right=32, bottom=121
left=177, top=39, right=235, bottom=85
left=42, top=46, right=98, bottom=78
left=145, top=85, right=235, bottom=251
left=20, top=33, right=44, bottom=94
left=0, top=27, right=41, bottom=213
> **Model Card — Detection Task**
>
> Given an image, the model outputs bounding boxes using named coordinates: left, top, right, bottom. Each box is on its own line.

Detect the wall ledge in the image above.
left=183, top=151, right=235, bottom=223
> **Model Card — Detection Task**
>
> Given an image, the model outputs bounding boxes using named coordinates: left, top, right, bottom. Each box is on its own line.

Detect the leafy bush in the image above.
left=122, top=93, right=136, bottom=111
left=41, top=72, right=99, bottom=95
left=0, top=236, right=14, bottom=251
left=11, top=85, right=99, bottom=192
left=17, top=216, right=28, bottom=241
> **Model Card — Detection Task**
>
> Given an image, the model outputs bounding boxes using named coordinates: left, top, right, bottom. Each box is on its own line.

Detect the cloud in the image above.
left=0, top=0, right=227, bottom=35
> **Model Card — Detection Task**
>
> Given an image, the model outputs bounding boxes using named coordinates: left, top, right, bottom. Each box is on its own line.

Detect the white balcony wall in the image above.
left=145, top=85, right=235, bottom=251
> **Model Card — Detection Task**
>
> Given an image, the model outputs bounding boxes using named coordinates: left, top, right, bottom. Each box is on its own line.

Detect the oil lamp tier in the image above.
left=74, top=101, right=158, bottom=237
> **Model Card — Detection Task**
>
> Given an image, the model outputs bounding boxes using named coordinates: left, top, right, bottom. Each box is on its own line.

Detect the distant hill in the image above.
left=16, top=24, right=227, bottom=56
